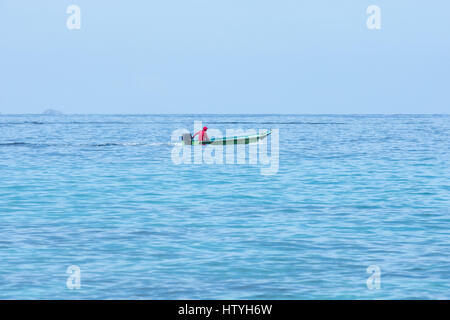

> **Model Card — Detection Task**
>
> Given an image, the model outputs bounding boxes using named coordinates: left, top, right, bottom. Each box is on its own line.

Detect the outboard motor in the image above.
left=181, top=133, right=192, bottom=145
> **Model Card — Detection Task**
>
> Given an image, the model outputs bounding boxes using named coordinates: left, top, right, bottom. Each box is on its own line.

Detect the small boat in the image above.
left=182, top=130, right=272, bottom=146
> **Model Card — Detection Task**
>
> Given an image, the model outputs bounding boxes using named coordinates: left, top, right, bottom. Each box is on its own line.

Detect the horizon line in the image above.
left=1, top=113, right=450, bottom=116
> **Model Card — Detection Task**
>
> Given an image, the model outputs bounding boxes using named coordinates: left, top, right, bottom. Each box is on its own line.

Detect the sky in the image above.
left=0, top=0, right=449, bottom=114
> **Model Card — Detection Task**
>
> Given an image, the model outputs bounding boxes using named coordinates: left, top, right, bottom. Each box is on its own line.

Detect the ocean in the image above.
left=0, top=114, right=449, bottom=299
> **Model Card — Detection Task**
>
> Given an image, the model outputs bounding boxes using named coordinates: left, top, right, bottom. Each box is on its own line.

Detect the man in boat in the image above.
left=192, top=126, right=209, bottom=142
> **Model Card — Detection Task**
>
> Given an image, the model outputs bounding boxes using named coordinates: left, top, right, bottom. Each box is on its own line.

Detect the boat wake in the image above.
left=0, top=142, right=170, bottom=148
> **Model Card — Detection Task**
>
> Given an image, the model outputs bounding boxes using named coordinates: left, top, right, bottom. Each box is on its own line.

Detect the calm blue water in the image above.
left=0, top=114, right=449, bottom=299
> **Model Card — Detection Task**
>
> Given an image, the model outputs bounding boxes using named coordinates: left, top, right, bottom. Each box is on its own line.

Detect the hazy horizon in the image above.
left=1, top=111, right=450, bottom=115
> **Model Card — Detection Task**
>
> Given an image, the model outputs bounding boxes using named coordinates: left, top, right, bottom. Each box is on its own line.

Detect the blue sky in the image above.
left=0, top=0, right=449, bottom=114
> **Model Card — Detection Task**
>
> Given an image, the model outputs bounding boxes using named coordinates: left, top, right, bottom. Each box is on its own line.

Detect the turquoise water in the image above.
left=0, top=114, right=449, bottom=299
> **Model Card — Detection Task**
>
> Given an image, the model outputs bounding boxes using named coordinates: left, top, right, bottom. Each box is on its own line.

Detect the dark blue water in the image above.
left=0, top=114, right=449, bottom=299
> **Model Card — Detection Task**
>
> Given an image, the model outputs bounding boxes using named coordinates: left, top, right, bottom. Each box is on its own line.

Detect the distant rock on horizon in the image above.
left=42, top=109, right=63, bottom=115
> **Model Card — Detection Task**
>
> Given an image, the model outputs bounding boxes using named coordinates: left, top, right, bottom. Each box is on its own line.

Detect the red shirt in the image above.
left=193, top=129, right=209, bottom=141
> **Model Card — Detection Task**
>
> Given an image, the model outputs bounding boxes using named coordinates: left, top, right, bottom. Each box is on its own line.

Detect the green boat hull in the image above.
left=186, top=130, right=271, bottom=146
